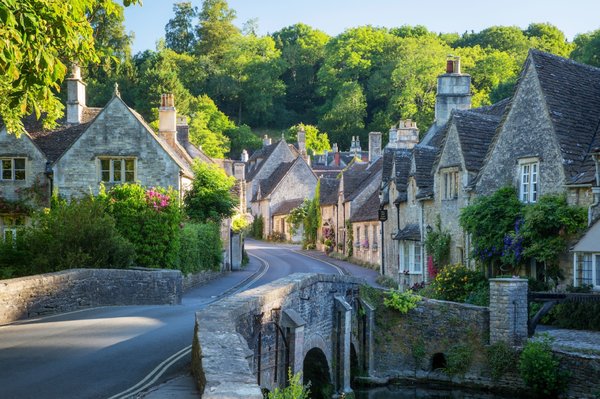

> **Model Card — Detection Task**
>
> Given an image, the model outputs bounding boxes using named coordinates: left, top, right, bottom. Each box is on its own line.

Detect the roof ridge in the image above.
left=529, top=48, right=600, bottom=74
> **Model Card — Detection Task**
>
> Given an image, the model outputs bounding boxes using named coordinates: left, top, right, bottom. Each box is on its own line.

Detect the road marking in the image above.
left=107, top=254, right=270, bottom=399
left=107, top=345, right=192, bottom=399
left=291, top=250, right=345, bottom=276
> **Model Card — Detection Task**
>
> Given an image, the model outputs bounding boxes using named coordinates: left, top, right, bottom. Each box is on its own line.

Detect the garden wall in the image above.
left=0, top=268, right=182, bottom=325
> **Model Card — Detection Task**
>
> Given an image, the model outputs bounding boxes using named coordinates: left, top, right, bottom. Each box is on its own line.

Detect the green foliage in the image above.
left=0, top=0, right=140, bottom=135
left=519, top=336, right=569, bottom=398
left=302, top=181, right=321, bottom=249
left=487, top=341, right=518, bottom=381
left=195, top=0, right=240, bottom=60
left=543, top=301, right=600, bottom=331
left=520, top=194, right=587, bottom=268
left=189, top=94, right=235, bottom=158
left=21, top=195, right=135, bottom=274
left=424, top=216, right=451, bottom=268
left=103, top=183, right=182, bottom=269
left=267, top=369, right=310, bottom=399
left=287, top=124, right=331, bottom=155
left=267, top=231, right=286, bottom=242
left=429, top=263, right=488, bottom=304
left=375, top=275, right=398, bottom=289
left=444, top=343, right=474, bottom=377
left=383, top=289, right=422, bottom=314
left=178, top=222, right=222, bottom=274
left=231, top=213, right=250, bottom=233
left=224, top=124, right=262, bottom=160
left=184, top=160, right=237, bottom=223
left=319, top=81, right=367, bottom=148
left=460, top=186, right=522, bottom=270
left=287, top=199, right=309, bottom=237
left=345, top=219, right=353, bottom=257
left=250, top=214, right=264, bottom=239
left=571, top=29, right=600, bottom=67
left=165, top=2, right=198, bottom=54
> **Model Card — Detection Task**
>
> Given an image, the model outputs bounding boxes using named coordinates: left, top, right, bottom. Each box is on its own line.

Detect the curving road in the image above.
left=0, top=240, right=372, bottom=399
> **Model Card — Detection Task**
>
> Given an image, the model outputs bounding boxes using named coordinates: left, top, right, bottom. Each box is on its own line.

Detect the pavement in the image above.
left=136, top=244, right=381, bottom=399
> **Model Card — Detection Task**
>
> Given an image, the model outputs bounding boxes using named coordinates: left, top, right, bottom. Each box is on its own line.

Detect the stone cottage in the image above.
left=476, top=50, right=600, bottom=284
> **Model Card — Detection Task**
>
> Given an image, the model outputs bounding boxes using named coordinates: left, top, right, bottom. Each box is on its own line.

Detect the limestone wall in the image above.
left=0, top=268, right=182, bottom=324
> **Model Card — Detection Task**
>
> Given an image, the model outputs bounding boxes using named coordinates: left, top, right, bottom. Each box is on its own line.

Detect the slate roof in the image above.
left=412, top=146, right=437, bottom=199
left=319, top=178, right=340, bottom=206
left=452, top=109, right=504, bottom=174
left=393, top=150, right=413, bottom=204
left=255, top=160, right=295, bottom=200
left=246, top=141, right=280, bottom=181
left=272, top=198, right=304, bottom=216
left=27, top=107, right=102, bottom=162
left=472, top=98, right=510, bottom=117
left=393, top=224, right=421, bottom=241
left=528, top=50, right=600, bottom=184
left=346, top=157, right=383, bottom=202
left=177, top=125, right=213, bottom=164
left=350, top=191, right=380, bottom=222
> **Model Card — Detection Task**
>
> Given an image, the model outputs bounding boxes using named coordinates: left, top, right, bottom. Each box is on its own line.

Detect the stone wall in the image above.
left=0, top=268, right=182, bottom=325
left=192, top=273, right=364, bottom=398
left=182, top=270, right=222, bottom=291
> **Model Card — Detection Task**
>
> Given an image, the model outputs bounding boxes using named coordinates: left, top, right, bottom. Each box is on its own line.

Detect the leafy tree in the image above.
left=195, top=0, right=240, bottom=59
left=0, top=0, right=139, bottom=135
left=571, top=29, right=600, bottom=67
left=224, top=124, right=261, bottom=160
left=165, top=2, right=198, bottom=54
left=454, top=26, right=530, bottom=57
left=287, top=123, right=331, bottom=154
left=184, top=160, right=237, bottom=223
left=302, top=180, right=321, bottom=249
left=525, top=23, right=573, bottom=57
left=272, top=23, right=330, bottom=124
left=319, top=81, right=367, bottom=148
left=189, top=94, right=234, bottom=158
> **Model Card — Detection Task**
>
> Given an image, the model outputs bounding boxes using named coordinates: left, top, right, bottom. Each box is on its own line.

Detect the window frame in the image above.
left=518, top=158, right=539, bottom=203
left=440, top=168, right=459, bottom=200
left=0, top=158, right=26, bottom=181
left=98, top=157, right=137, bottom=184
left=574, top=252, right=600, bottom=289
left=399, top=241, right=423, bottom=274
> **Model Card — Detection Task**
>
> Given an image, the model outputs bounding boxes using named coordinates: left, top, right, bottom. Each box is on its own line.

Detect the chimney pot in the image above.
left=158, top=93, right=177, bottom=147
left=66, top=64, right=86, bottom=124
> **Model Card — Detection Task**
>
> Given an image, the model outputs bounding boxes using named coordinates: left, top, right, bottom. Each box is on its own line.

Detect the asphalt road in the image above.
left=0, top=240, right=356, bottom=399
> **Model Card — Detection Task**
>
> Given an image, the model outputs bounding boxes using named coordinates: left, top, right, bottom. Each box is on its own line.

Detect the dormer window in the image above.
left=0, top=158, right=26, bottom=181
left=519, top=158, right=539, bottom=203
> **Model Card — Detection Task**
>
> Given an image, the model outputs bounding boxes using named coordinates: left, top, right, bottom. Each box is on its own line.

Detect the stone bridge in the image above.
left=192, top=273, right=374, bottom=398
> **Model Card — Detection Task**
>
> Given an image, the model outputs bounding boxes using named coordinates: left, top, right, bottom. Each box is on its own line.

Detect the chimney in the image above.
left=435, top=56, right=471, bottom=127
left=368, top=132, right=382, bottom=163
left=297, top=127, right=307, bottom=155
left=333, top=143, right=340, bottom=166
left=241, top=149, right=249, bottom=162
left=233, top=162, right=245, bottom=181
left=396, top=119, right=419, bottom=149
left=263, top=135, right=272, bottom=147
left=66, top=65, right=86, bottom=124
left=158, top=93, right=177, bottom=147
left=175, top=115, right=189, bottom=144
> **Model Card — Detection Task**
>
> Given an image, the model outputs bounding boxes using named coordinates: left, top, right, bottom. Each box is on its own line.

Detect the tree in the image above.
left=165, top=2, right=198, bottom=54
left=224, top=124, right=261, bottom=160
left=525, top=23, right=573, bottom=58
left=184, top=161, right=237, bottom=223
left=0, top=0, right=140, bottom=135
left=189, top=94, right=234, bottom=158
left=287, top=123, right=331, bottom=155
left=319, top=81, right=367, bottom=149
left=195, top=0, right=240, bottom=59
left=571, top=29, right=600, bottom=67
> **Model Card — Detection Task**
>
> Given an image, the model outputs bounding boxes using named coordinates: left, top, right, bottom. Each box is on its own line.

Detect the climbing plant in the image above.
left=302, top=180, right=321, bottom=249
left=345, top=219, right=353, bottom=257
left=424, top=215, right=451, bottom=269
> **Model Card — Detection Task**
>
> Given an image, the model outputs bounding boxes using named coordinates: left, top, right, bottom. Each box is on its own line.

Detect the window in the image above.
left=441, top=170, right=459, bottom=200
left=519, top=161, right=538, bottom=203
left=99, top=158, right=136, bottom=183
left=399, top=241, right=423, bottom=274
left=1, top=216, right=25, bottom=245
left=0, top=158, right=26, bottom=181
left=575, top=253, right=600, bottom=288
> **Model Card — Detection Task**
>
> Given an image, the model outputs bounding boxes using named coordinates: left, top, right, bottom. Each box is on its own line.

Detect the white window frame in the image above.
left=0, top=158, right=26, bottom=181
left=519, top=158, right=539, bottom=203
left=98, top=157, right=136, bottom=183
left=573, top=252, right=600, bottom=289
left=399, top=241, right=423, bottom=274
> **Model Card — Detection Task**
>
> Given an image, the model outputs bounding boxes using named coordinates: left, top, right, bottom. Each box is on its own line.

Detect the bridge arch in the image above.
left=303, top=347, right=332, bottom=399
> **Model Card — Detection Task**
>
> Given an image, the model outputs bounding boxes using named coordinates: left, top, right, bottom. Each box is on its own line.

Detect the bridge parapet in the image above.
left=192, top=273, right=366, bottom=398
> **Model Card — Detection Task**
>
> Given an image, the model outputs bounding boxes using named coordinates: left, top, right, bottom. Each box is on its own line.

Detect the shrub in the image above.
left=267, top=231, right=286, bottom=242
left=267, top=369, right=310, bottom=399
left=465, top=279, right=490, bottom=306
left=376, top=275, right=398, bottom=289
left=250, top=214, right=264, bottom=239
left=444, top=343, right=474, bottom=377
left=487, top=341, right=517, bottom=381
left=429, top=263, right=487, bottom=303
left=231, top=213, right=250, bottom=233
left=519, top=336, right=569, bottom=398
left=103, top=184, right=182, bottom=269
left=24, top=195, right=135, bottom=273
left=383, top=289, right=421, bottom=314
left=178, top=222, right=222, bottom=274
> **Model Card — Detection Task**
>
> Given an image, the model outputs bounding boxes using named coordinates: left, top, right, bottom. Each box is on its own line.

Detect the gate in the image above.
left=528, top=292, right=600, bottom=336
left=253, top=308, right=290, bottom=388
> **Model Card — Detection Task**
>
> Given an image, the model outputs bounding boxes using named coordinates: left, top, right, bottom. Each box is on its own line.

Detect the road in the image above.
left=0, top=240, right=373, bottom=399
